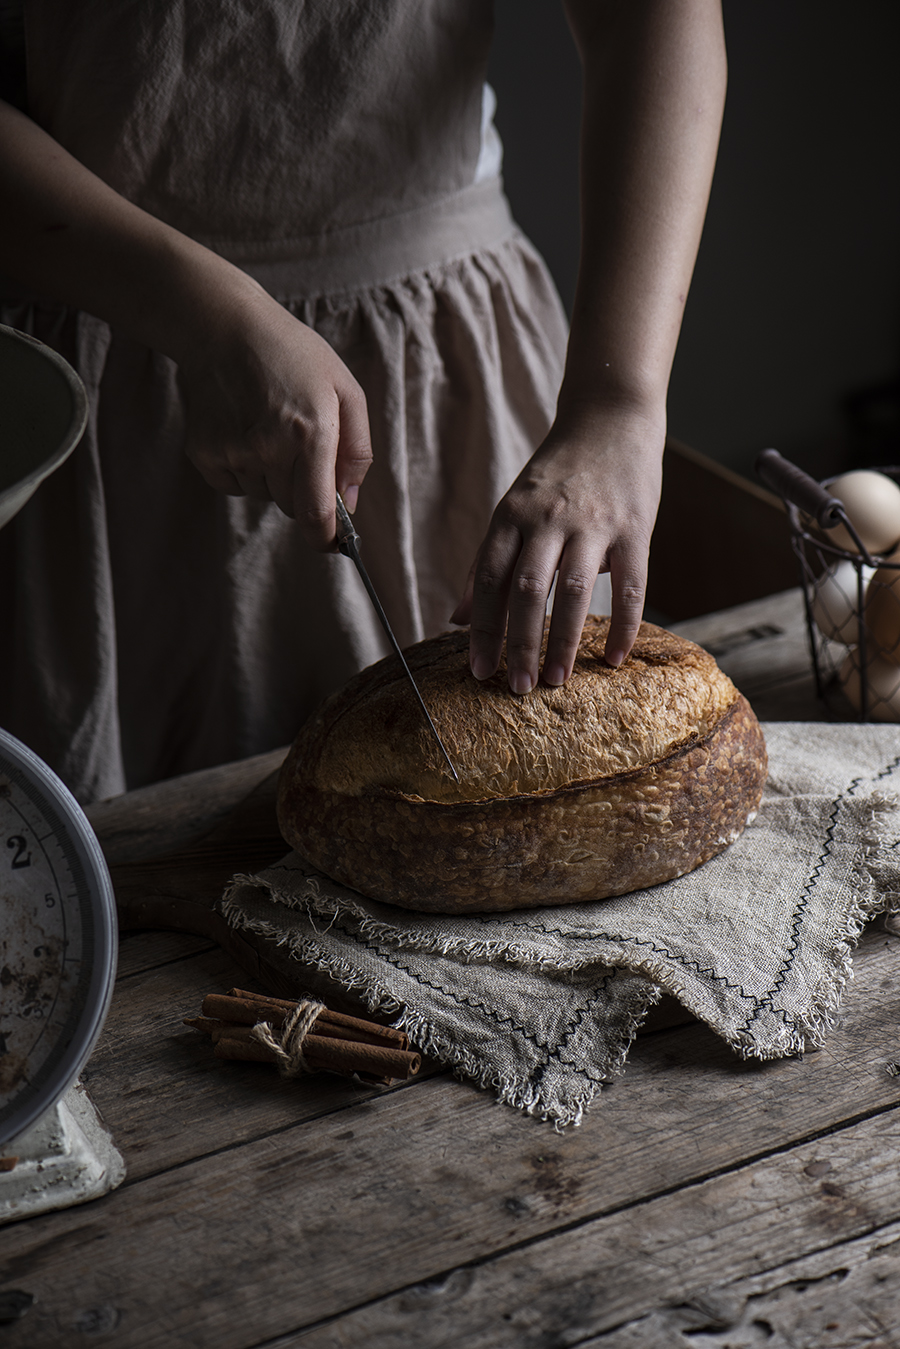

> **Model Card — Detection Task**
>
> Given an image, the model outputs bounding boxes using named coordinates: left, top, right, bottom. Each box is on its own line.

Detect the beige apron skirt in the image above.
left=0, top=178, right=568, bottom=802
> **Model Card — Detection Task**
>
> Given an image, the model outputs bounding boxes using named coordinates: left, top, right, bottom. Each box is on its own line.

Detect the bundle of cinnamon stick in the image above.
left=184, top=988, right=421, bottom=1083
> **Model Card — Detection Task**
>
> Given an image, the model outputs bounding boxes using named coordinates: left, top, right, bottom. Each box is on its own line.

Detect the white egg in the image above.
left=825, top=470, right=900, bottom=556
left=839, top=650, right=900, bottom=720
left=810, top=560, right=873, bottom=644
left=864, top=550, right=900, bottom=663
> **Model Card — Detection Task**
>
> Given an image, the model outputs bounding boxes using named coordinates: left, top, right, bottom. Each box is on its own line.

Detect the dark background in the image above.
left=488, top=0, right=900, bottom=484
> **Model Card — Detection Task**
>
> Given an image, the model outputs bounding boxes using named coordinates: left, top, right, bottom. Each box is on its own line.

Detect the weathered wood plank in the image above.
left=3, top=1095, right=899, bottom=1349
left=2, top=929, right=897, bottom=1348
left=277, top=1108, right=900, bottom=1349
left=116, top=929, right=216, bottom=980
left=0, top=586, right=876, bottom=1349
left=84, top=746, right=287, bottom=864
left=735, top=670, right=829, bottom=724
left=672, top=587, right=807, bottom=652
left=673, top=588, right=823, bottom=715
left=83, top=923, right=898, bottom=1185
left=93, top=760, right=349, bottom=1008
left=82, top=943, right=432, bottom=1180
left=671, top=587, right=870, bottom=720
left=575, top=1219, right=900, bottom=1346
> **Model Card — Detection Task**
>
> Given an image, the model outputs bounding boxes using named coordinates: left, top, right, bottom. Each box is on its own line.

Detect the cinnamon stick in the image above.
left=211, top=1032, right=390, bottom=1086
left=186, top=1014, right=378, bottom=1055
left=201, top=993, right=277, bottom=1025
left=188, top=986, right=419, bottom=1081
left=303, top=1034, right=420, bottom=1079
left=183, top=1016, right=227, bottom=1036
left=214, top=1035, right=275, bottom=1065
left=203, top=993, right=408, bottom=1051
left=226, top=987, right=299, bottom=1011
left=207, top=1022, right=420, bottom=1078
left=226, top=988, right=409, bottom=1048
left=186, top=1019, right=259, bottom=1046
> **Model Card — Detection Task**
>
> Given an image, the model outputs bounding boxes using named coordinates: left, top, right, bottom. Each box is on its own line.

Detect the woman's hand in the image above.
left=0, top=100, right=373, bottom=549
left=451, top=400, right=664, bottom=690
left=178, top=285, right=373, bottom=549
left=455, top=0, right=726, bottom=692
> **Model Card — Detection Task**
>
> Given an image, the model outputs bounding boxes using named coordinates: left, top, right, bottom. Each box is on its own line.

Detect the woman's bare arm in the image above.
left=453, top=0, right=727, bottom=688
left=0, top=99, right=372, bottom=540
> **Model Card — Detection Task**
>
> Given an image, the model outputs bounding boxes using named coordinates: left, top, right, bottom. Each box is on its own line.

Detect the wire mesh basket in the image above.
left=756, top=449, right=900, bottom=720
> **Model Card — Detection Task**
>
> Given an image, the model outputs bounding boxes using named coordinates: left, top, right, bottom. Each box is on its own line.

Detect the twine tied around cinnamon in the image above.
left=187, top=989, right=421, bottom=1080
left=249, top=998, right=326, bottom=1077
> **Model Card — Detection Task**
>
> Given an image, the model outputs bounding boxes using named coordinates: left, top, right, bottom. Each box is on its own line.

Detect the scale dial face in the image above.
left=0, top=729, right=117, bottom=1146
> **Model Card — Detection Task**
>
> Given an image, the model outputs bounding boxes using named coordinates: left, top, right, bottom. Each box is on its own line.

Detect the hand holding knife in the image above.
left=334, top=493, right=460, bottom=783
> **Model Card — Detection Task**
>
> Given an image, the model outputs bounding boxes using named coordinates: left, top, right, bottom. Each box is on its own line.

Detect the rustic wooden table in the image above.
left=3, top=589, right=899, bottom=1348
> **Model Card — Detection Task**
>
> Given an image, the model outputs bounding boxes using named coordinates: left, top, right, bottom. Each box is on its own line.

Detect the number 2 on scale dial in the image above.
left=7, top=834, right=32, bottom=869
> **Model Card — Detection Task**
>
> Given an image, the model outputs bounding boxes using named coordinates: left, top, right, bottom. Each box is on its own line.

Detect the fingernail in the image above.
left=471, top=654, right=494, bottom=681
left=605, top=649, right=626, bottom=668
left=543, top=664, right=566, bottom=687
left=509, top=670, right=534, bottom=695
left=343, top=485, right=359, bottom=514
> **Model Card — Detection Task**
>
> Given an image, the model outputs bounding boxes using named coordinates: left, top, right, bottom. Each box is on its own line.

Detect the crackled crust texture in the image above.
left=277, top=617, right=767, bottom=913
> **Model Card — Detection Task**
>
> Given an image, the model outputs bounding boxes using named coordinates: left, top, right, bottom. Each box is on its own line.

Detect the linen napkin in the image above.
left=220, top=724, right=900, bottom=1126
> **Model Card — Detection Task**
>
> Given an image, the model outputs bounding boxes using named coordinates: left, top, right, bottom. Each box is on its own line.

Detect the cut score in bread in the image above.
left=277, top=617, right=768, bottom=913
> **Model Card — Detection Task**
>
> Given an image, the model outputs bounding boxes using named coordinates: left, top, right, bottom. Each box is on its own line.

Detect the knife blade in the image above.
left=334, top=493, right=460, bottom=784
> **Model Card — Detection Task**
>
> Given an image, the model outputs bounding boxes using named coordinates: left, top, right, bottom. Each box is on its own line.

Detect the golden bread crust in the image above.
left=277, top=617, right=767, bottom=913
left=297, top=617, right=740, bottom=804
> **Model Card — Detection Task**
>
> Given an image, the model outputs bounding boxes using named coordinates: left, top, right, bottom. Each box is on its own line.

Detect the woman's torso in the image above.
left=23, top=0, right=495, bottom=247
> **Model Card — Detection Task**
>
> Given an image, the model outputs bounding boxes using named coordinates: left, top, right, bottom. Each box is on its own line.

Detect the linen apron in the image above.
left=0, top=0, right=569, bottom=803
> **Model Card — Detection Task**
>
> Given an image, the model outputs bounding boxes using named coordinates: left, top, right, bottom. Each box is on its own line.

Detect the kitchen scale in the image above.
left=0, top=323, right=125, bottom=1223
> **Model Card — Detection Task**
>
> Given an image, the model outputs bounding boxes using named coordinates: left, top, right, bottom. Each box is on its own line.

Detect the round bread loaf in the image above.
left=277, top=616, right=767, bottom=913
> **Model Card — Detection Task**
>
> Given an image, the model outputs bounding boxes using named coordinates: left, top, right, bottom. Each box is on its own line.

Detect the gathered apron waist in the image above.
left=0, top=177, right=517, bottom=308
left=207, top=177, right=517, bottom=299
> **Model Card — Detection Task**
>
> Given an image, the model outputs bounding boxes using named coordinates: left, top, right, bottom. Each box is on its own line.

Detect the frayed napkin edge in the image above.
left=219, top=883, right=660, bottom=1128
left=219, top=787, right=900, bottom=1113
